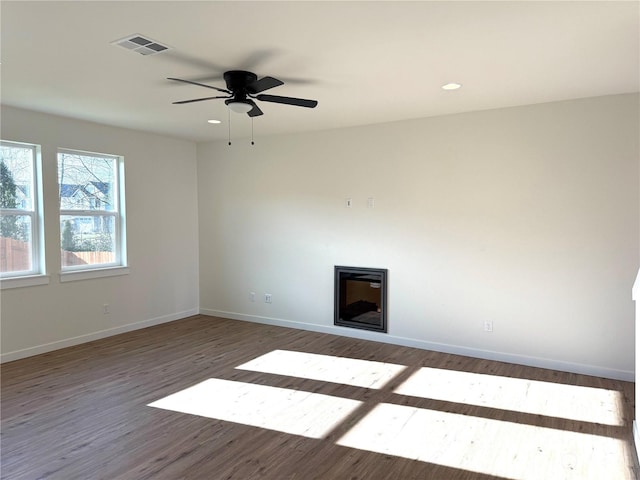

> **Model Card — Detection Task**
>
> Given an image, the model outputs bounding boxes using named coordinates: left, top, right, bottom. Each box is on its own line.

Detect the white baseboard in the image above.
left=1, top=308, right=199, bottom=363
left=201, top=309, right=634, bottom=382
left=634, top=421, right=640, bottom=469
left=5, top=306, right=632, bottom=382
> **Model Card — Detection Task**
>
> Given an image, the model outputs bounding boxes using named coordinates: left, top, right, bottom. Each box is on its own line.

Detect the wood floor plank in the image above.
left=1, top=315, right=637, bottom=479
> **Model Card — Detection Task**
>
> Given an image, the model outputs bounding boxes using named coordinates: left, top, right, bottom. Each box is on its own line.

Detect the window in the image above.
left=58, top=149, right=127, bottom=277
left=0, top=141, right=45, bottom=282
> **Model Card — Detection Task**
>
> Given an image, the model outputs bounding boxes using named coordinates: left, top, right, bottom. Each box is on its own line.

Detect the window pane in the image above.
left=0, top=215, right=32, bottom=273
left=58, top=148, right=125, bottom=274
left=58, top=152, right=115, bottom=211
left=1, top=144, right=34, bottom=210
left=60, top=215, right=115, bottom=267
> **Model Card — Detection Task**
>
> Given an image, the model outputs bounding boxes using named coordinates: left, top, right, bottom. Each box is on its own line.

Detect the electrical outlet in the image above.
left=264, top=293, right=272, bottom=304
left=483, top=321, right=493, bottom=332
left=103, top=304, right=110, bottom=315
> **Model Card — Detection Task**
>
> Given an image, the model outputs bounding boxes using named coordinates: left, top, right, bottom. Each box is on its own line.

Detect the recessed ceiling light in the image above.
left=207, top=119, right=221, bottom=124
left=441, top=83, right=462, bottom=90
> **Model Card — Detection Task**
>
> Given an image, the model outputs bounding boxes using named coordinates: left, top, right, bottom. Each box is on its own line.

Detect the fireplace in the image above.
left=334, top=266, right=387, bottom=333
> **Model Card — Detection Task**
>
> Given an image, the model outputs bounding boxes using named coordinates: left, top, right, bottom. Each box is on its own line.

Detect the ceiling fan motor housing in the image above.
left=224, top=70, right=258, bottom=93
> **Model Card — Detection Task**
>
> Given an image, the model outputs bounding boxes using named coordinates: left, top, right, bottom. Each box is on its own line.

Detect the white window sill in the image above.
left=1, top=274, right=50, bottom=290
left=60, top=266, right=130, bottom=283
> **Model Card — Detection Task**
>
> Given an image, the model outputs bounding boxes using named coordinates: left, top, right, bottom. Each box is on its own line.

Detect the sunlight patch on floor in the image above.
left=148, top=378, right=362, bottom=439
left=236, top=349, right=406, bottom=389
left=394, top=367, right=624, bottom=426
left=147, top=352, right=632, bottom=479
left=336, top=403, right=630, bottom=480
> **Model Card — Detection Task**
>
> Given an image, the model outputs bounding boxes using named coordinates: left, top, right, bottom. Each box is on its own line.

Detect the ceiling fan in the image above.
left=168, top=70, right=318, bottom=117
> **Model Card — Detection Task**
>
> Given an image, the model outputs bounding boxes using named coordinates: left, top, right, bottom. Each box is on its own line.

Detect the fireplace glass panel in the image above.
left=335, top=266, right=387, bottom=333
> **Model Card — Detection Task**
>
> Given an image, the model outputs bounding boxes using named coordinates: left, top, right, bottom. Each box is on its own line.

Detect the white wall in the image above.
left=0, top=106, right=200, bottom=360
left=198, top=94, right=639, bottom=380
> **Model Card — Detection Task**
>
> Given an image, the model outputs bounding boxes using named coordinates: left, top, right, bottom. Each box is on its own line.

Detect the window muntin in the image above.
left=0, top=141, right=43, bottom=277
left=58, top=149, right=126, bottom=271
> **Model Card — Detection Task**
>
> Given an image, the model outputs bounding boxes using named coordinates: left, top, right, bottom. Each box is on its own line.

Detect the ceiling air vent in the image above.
left=111, top=34, right=170, bottom=56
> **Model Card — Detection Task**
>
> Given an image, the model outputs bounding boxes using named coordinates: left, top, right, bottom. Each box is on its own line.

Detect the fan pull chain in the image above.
left=251, top=118, right=255, bottom=145
left=228, top=109, right=231, bottom=146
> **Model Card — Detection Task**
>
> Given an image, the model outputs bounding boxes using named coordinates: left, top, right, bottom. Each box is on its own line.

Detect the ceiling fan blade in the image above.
left=247, top=99, right=264, bottom=117
left=256, top=94, right=318, bottom=108
left=167, top=77, right=230, bottom=94
left=173, top=96, right=230, bottom=105
left=247, top=76, right=284, bottom=94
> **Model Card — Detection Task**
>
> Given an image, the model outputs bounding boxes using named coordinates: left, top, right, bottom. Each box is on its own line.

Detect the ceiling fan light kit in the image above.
left=226, top=100, right=254, bottom=114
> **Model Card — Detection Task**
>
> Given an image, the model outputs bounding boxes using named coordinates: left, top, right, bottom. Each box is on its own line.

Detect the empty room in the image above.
left=1, top=1, right=639, bottom=479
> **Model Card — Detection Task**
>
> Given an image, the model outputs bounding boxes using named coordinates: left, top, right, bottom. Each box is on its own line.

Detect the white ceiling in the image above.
left=2, top=1, right=638, bottom=143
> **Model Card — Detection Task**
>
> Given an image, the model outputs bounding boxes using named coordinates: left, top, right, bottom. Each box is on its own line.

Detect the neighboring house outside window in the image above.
left=58, top=149, right=127, bottom=277
left=0, top=141, right=46, bottom=285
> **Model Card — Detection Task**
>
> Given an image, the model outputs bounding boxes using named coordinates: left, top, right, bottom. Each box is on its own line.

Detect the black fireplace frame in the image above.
left=334, top=266, right=388, bottom=333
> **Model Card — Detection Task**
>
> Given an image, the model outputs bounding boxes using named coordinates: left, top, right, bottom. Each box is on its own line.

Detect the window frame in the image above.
left=0, top=140, right=47, bottom=288
left=57, top=148, right=128, bottom=280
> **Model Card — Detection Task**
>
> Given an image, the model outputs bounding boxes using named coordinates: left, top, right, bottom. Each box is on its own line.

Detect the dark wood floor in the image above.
left=1, top=315, right=637, bottom=479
